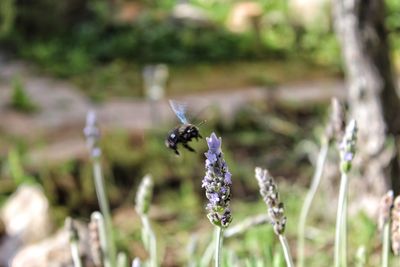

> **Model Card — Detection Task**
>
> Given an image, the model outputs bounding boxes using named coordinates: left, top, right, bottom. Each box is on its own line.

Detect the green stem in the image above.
left=279, top=235, right=295, bottom=267
left=382, top=222, right=390, bottom=267
left=91, top=212, right=110, bottom=267
left=215, top=227, right=224, bottom=267
left=341, top=196, right=347, bottom=267
left=116, top=252, right=128, bottom=267
left=141, top=215, right=157, bottom=267
left=334, top=172, right=349, bottom=267
left=355, top=246, right=366, bottom=267
left=93, top=160, right=116, bottom=267
left=297, top=139, right=329, bottom=267
left=70, top=239, right=83, bottom=267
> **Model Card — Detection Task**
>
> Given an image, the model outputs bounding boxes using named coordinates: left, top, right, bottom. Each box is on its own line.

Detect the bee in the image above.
left=166, top=100, right=203, bottom=155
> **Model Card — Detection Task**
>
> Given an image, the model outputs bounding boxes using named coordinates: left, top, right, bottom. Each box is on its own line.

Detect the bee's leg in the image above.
left=174, top=149, right=180, bottom=156
left=183, top=143, right=196, bottom=152
left=198, top=134, right=203, bottom=139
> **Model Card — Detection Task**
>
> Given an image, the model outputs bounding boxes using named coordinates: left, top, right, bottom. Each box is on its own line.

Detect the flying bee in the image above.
left=166, top=100, right=203, bottom=155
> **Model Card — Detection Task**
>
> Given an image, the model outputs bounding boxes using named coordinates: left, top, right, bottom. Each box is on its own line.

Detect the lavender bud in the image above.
left=339, top=119, right=357, bottom=173
left=378, top=190, right=394, bottom=231
left=255, top=167, right=287, bottom=235
left=135, top=175, right=154, bottom=216
left=391, top=195, right=400, bottom=255
left=202, top=133, right=232, bottom=228
left=84, top=110, right=102, bottom=158
left=132, top=258, right=141, bottom=267
left=89, top=215, right=103, bottom=267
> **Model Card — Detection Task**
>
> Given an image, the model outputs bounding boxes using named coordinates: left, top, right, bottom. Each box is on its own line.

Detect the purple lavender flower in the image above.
left=339, top=120, right=357, bottom=172
left=83, top=110, right=101, bottom=158
left=206, top=133, right=221, bottom=154
left=202, top=132, right=232, bottom=228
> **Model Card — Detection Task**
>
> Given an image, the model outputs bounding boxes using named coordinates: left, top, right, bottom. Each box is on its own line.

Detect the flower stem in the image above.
left=297, top=139, right=329, bottom=267
left=141, top=215, right=157, bottom=267
left=341, top=196, right=347, bottom=267
left=355, top=246, right=366, bottom=267
left=382, top=221, right=390, bottom=267
left=70, top=237, right=83, bottom=267
left=93, top=159, right=116, bottom=267
left=279, top=234, right=295, bottom=267
left=334, top=172, right=349, bottom=267
left=215, top=227, right=224, bottom=267
left=117, top=252, right=128, bottom=267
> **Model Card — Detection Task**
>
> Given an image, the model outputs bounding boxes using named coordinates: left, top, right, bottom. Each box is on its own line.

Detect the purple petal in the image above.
left=208, top=192, right=220, bottom=204
left=344, top=152, right=353, bottom=161
left=206, top=133, right=221, bottom=153
left=86, top=110, right=97, bottom=127
left=91, top=147, right=102, bottom=158
left=202, top=176, right=210, bottom=188
left=224, top=171, right=232, bottom=184
left=205, top=151, right=217, bottom=164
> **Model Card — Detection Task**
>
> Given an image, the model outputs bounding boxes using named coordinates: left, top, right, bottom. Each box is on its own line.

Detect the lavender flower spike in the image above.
left=83, top=110, right=101, bottom=158
left=391, top=195, right=400, bottom=255
left=202, top=132, right=232, bottom=228
left=339, top=119, right=357, bottom=173
left=255, top=167, right=287, bottom=235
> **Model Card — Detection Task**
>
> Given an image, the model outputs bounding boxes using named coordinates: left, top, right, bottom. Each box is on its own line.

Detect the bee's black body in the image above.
left=165, top=124, right=202, bottom=155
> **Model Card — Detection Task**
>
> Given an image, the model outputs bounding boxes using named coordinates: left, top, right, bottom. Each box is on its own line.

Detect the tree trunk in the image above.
left=333, top=0, right=400, bottom=200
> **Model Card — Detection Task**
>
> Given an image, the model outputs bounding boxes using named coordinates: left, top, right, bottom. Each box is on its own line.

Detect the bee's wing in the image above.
left=169, top=99, right=189, bottom=124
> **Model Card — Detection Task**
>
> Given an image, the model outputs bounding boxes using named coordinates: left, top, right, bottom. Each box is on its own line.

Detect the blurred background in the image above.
left=0, top=0, right=400, bottom=266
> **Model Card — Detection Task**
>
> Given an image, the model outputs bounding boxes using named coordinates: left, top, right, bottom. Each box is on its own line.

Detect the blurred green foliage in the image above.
left=0, top=0, right=343, bottom=77
left=7, top=148, right=36, bottom=185
left=0, top=0, right=15, bottom=37
left=10, top=77, right=38, bottom=113
left=1, top=0, right=399, bottom=78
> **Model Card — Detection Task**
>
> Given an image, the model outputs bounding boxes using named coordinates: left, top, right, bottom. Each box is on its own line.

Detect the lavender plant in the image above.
left=355, top=246, right=366, bottom=267
left=391, top=195, right=400, bottom=257
left=65, top=217, right=83, bottom=267
left=84, top=110, right=117, bottom=267
left=135, top=174, right=157, bottom=267
left=202, top=132, right=232, bottom=267
left=297, top=98, right=345, bottom=267
left=91, top=211, right=111, bottom=267
left=89, top=212, right=103, bottom=267
left=117, top=252, right=128, bottom=267
left=132, top=258, right=142, bottom=267
left=378, top=190, right=394, bottom=267
left=334, top=119, right=357, bottom=267
left=254, top=167, right=294, bottom=267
